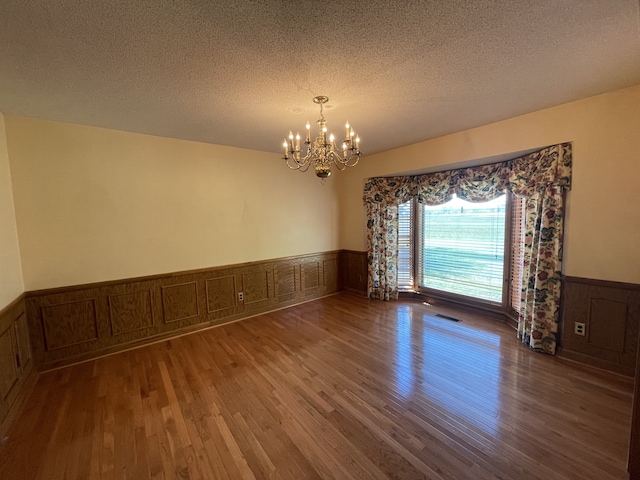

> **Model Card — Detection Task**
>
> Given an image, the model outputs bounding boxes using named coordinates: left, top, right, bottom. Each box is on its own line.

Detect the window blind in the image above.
left=509, top=195, right=526, bottom=313
left=397, top=201, right=414, bottom=290
left=418, top=195, right=506, bottom=303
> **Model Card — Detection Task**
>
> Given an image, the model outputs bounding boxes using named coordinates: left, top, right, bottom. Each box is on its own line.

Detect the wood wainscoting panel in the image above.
left=161, top=282, right=199, bottom=323
left=24, top=251, right=341, bottom=369
left=14, top=313, right=31, bottom=371
left=301, top=261, right=321, bottom=293
left=0, top=295, right=35, bottom=433
left=588, top=297, right=628, bottom=352
left=242, top=270, right=271, bottom=305
left=27, top=281, right=163, bottom=368
left=108, top=290, right=154, bottom=335
left=630, top=326, right=640, bottom=477
left=206, top=275, right=238, bottom=313
left=560, top=276, right=640, bottom=376
left=41, top=299, right=99, bottom=350
left=0, top=324, right=18, bottom=401
left=323, top=258, right=339, bottom=289
left=342, top=250, right=368, bottom=296
left=274, top=266, right=296, bottom=298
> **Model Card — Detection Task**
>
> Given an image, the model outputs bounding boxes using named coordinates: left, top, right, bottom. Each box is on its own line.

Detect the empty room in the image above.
left=1, top=1, right=640, bottom=479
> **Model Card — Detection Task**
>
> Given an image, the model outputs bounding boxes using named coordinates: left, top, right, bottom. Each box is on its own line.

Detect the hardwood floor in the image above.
left=0, top=293, right=633, bottom=479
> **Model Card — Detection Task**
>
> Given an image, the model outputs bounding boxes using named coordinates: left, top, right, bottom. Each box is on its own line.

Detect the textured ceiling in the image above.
left=0, top=0, right=639, bottom=155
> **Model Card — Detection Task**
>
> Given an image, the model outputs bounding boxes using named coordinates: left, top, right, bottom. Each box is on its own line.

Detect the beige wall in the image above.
left=0, top=112, right=24, bottom=308
left=5, top=84, right=640, bottom=291
left=6, top=117, right=339, bottom=291
left=337, top=84, right=640, bottom=285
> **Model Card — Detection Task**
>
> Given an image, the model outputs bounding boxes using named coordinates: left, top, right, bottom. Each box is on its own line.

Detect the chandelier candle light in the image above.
left=282, top=96, right=361, bottom=180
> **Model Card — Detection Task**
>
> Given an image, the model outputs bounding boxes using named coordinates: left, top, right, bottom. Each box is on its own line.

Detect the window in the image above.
left=399, top=193, right=523, bottom=311
left=419, top=194, right=506, bottom=303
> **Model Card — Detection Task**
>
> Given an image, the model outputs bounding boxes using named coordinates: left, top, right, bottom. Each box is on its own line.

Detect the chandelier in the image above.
left=282, top=96, right=361, bottom=180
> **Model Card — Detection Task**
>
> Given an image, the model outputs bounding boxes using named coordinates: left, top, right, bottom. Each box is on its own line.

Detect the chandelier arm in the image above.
left=324, top=152, right=341, bottom=169
left=291, top=158, right=313, bottom=172
left=330, top=153, right=350, bottom=165
left=343, top=152, right=361, bottom=166
left=294, top=149, right=315, bottom=165
left=337, top=153, right=359, bottom=166
left=284, top=158, right=303, bottom=170
left=298, top=162, right=312, bottom=172
left=332, top=146, right=347, bottom=156
left=284, top=160, right=303, bottom=170
left=285, top=153, right=312, bottom=170
left=332, top=160, right=347, bottom=171
left=346, top=155, right=360, bottom=167
left=333, top=151, right=350, bottom=162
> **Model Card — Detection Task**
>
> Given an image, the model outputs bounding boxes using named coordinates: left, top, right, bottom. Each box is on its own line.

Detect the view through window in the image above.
left=399, top=194, right=508, bottom=304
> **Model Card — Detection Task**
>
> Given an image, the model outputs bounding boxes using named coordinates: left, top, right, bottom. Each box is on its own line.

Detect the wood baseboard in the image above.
left=556, top=347, right=636, bottom=378
left=343, top=287, right=368, bottom=298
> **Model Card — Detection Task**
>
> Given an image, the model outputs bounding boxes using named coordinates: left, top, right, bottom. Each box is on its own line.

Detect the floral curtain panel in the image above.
left=363, top=177, right=413, bottom=300
left=509, top=144, right=571, bottom=354
left=363, top=143, right=572, bottom=354
left=366, top=203, right=399, bottom=301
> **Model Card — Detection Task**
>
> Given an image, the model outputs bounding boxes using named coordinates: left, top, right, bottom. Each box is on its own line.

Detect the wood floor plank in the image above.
left=158, top=360, right=192, bottom=450
left=0, top=293, right=633, bottom=479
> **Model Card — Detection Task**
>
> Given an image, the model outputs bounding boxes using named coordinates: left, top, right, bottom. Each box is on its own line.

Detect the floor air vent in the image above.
left=434, top=314, right=461, bottom=322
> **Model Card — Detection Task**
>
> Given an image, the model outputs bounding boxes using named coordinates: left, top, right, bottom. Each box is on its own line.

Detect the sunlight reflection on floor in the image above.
left=394, top=304, right=502, bottom=436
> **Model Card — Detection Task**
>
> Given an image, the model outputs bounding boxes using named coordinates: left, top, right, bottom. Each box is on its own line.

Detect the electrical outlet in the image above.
left=574, top=322, right=586, bottom=336
left=238, top=292, right=244, bottom=302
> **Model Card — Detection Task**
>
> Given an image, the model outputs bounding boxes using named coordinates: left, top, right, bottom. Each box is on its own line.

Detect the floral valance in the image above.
left=363, top=143, right=572, bottom=206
